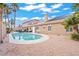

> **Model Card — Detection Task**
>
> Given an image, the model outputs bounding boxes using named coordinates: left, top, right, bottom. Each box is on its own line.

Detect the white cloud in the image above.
left=40, top=7, right=52, bottom=13
left=16, top=17, right=28, bottom=21
left=51, top=3, right=63, bottom=9
left=31, top=17, right=41, bottom=20
left=52, top=10, right=60, bottom=13
left=20, top=3, right=62, bottom=13
left=20, top=4, right=46, bottom=11
left=63, top=8, right=70, bottom=10
left=51, top=16, right=56, bottom=18
left=71, top=11, right=75, bottom=14
left=41, top=12, right=47, bottom=15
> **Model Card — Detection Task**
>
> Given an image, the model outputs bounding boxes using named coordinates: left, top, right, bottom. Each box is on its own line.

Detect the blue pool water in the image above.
left=12, top=32, right=42, bottom=40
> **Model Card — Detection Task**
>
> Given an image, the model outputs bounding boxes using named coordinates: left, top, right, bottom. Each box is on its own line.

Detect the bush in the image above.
left=6, top=28, right=11, bottom=33
left=71, top=33, right=79, bottom=41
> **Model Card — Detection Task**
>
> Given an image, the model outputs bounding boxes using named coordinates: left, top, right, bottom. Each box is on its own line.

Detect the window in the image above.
left=48, top=25, right=52, bottom=31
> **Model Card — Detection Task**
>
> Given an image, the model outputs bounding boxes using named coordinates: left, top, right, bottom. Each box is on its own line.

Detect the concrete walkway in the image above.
left=0, top=35, right=79, bottom=56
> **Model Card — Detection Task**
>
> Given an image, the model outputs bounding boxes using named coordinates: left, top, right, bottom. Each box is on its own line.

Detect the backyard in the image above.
left=1, top=3, right=79, bottom=56
left=0, top=34, right=79, bottom=56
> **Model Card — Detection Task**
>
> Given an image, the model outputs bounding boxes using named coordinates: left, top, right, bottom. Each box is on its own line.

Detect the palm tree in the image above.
left=5, top=5, right=11, bottom=28
left=63, top=14, right=79, bottom=33
left=72, top=3, right=79, bottom=11
left=3, top=4, right=7, bottom=25
left=12, top=3, right=19, bottom=28
left=10, top=18, right=14, bottom=31
left=63, top=3, right=79, bottom=33
left=0, top=3, right=5, bottom=43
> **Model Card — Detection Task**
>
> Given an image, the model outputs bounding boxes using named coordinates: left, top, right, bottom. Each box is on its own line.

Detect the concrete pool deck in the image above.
left=0, top=34, right=79, bottom=56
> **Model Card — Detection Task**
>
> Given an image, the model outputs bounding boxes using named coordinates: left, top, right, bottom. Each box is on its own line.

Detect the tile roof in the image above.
left=48, top=14, right=69, bottom=21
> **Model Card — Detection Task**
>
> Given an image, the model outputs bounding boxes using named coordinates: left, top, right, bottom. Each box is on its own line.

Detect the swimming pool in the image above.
left=9, top=32, right=49, bottom=44
left=12, top=32, right=42, bottom=40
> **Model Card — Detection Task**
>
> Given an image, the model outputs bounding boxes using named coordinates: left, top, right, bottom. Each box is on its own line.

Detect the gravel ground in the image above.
left=0, top=34, right=79, bottom=56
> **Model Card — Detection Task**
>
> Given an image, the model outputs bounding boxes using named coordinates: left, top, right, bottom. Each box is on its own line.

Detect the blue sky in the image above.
left=8, top=3, right=74, bottom=26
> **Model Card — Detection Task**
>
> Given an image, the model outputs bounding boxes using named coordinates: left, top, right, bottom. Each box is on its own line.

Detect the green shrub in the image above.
left=71, top=33, right=79, bottom=41
left=6, top=28, right=11, bottom=33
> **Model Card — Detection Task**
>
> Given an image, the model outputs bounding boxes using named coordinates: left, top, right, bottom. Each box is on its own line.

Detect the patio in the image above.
left=0, top=34, right=79, bottom=56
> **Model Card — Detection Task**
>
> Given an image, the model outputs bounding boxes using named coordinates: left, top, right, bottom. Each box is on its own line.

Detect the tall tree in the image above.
left=10, top=18, right=14, bottom=31
left=3, top=4, right=7, bottom=25
left=12, top=3, right=19, bottom=28
left=5, top=5, right=11, bottom=28
left=72, top=3, right=79, bottom=11
left=63, top=3, right=79, bottom=34
left=0, top=3, right=5, bottom=43
left=63, top=14, right=79, bottom=33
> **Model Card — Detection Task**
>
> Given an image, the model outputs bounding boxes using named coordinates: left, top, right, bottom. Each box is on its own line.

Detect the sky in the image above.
left=5, top=3, right=74, bottom=26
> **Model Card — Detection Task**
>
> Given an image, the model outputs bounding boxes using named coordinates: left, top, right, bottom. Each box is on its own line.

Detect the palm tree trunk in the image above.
left=6, top=14, right=11, bottom=33
left=11, top=24, right=12, bottom=31
left=4, top=9, right=7, bottom=26
left=5, top=15, right=6, bottom=25
left=4, top=14, right=7, bottom=30
left=0, top=8, right=3, bottom=43
left=7, top=14, right=10, bottom=28
left=14, top=11, right=16, bottom=28
left=11, top=22, right=12, bottom=31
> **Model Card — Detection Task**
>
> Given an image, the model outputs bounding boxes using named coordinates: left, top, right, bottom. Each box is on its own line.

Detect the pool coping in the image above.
left=9, top=32, right=49, bottom=44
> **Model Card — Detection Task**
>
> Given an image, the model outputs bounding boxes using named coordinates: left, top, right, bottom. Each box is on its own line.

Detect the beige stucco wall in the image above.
left=21, top=19, right=72, bottom=35
left=36, top=23, right=72, bottom=35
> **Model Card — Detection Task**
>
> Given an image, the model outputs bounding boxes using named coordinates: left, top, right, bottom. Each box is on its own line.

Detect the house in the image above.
left=21, top=19, right=41, bottom=32
left=34, top=14, right=72, bottom=35
left=20, top=14, right=73, bottom=35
